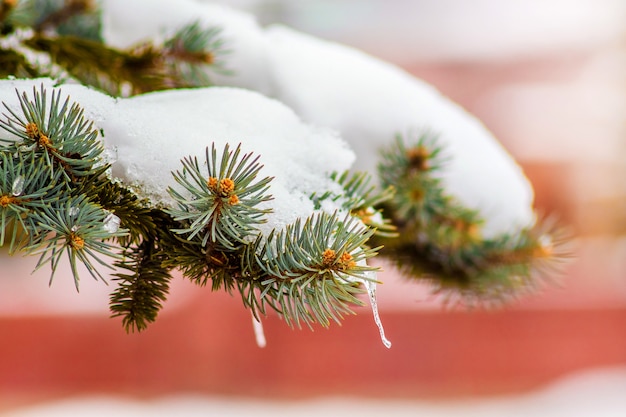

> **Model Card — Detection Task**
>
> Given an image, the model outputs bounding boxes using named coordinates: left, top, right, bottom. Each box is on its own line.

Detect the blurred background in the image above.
left=1, top=0, right=626, bottom=415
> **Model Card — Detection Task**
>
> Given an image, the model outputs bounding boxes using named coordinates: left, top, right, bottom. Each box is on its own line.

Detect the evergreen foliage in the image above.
left=0, top=86, right=128, bottom=276
left=372, top=132, right=568, bottom=302
left=0, top=0, right=570, bottom=338
left=167, top=143, right=273, bottom=249
left=0, top=84, right=387, bottom=332
left=0, top=0, right=228, bottom=95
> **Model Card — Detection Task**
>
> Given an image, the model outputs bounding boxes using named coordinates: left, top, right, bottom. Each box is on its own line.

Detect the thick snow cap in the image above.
left=100, top=0, right=536, bottom=238
left=0, top=78, right=355, bottom=236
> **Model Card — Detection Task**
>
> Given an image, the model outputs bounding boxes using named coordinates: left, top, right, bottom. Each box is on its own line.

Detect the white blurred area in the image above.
left=235, top=0, right=626, bottom=160
left=223, top=0, right=625, bottom=62
left=4, top=366, right=626, bottom=416
left=0, top=253, right=196, bottom=316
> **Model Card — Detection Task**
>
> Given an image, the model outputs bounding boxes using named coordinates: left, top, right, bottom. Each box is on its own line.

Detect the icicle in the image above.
left=103, top=211, right=121, bottom=233
left=11, top=176, right=24, bottom=196
left=251, top=312, right=267, bottom=348
left=364, top=273, right=392, bottom=349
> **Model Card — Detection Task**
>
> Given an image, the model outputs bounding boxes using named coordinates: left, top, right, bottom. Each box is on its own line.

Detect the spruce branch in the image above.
left=22, top=35, right=165, bottom=96
left=0, top=85, right=129, bottom=289
left=164, top=144, right=384, bottom=329
left=258, top=212, right=380, bottom=328
left=76, top=173, right=160, bottom=248
left=32, top=0, right=94, bottom=34
left=1, top=84, right=103, bottom=181
left=373, top=131, right=569, bottom=301
left=2, top=86, right=388, bottom=333
left=0, top=0, right=576, bottom=346
left=1, top=1, right=228, bottom=95
left=109, top=239, right=173, bottom=332
left=24, top=196, right=126, bottom=289
left=160, top=21, right=231, bottom=88
left=312, top=170, right=396, bottom=236
left=167, top=143, right=273, bottom=249
left=0, top=151, right=62, bottom=252
left=0, top=47, right=39, bottom=78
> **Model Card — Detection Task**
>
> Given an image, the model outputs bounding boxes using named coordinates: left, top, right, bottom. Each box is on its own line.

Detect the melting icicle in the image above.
left=103, top=211, right=121, bottom=233
left=11, top=176, right=24, bottom=196
left=251, top=312, right=267, bottom=348
left=364, top=273, right=392, bottom=349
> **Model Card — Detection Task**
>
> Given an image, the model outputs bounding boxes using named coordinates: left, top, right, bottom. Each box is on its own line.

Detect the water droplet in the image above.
left=251, top=312, right=266, bottom=348
left=18, top=144, right=35, bottom=153
left=538, top=234, right=552, bottom=248
left=11, top=176, right=24, bottom=196
left=103, top=211, right=121, bottom=233
left=71, top=225, right=79, bottom=233
left=68, top=206, right=80, bottom=217
left=364, top=273, right=392, bottom=349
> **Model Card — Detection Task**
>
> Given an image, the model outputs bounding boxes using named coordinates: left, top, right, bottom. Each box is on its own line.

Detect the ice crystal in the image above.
left=11, top=176, right=24, bottom=196
left=103, top=211, right=121, bottom=233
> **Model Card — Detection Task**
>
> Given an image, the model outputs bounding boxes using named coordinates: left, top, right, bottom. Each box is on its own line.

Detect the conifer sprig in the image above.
left=110, top=239, right=173, bottom=333
left=167, top=143, right=273, bottom=249
left=0, top=152, right=62, bottom=252
left=1, top=85, right=103, bottom=180
left=1, top=1, right=229, bottom=95
left=161, top=21, right=230, bottom=87
left=9, top=0, right=101, bottom=40
left=25, top=196, right=126, bottom=289
left=80, top=175, right=159, bottom=248
left=258, top=212, right=380, bottom=328
left=162, top=144, right=387, bottom=328
left=0, top=85, right=128, bottom=289
left=1, top=86, right=388, bottom=333
left=312, top=170, right=396, bottom=235
left=373, top=131, right=567, bottom=300
left=162, top=148, right=385, bottom=330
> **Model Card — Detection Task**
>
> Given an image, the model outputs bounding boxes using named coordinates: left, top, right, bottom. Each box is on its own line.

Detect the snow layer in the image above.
left=263, top=26, right=535, bottom=236
left=100, top=0, right=535, bottom=237
left=0, top=78, right=355, bottom=236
